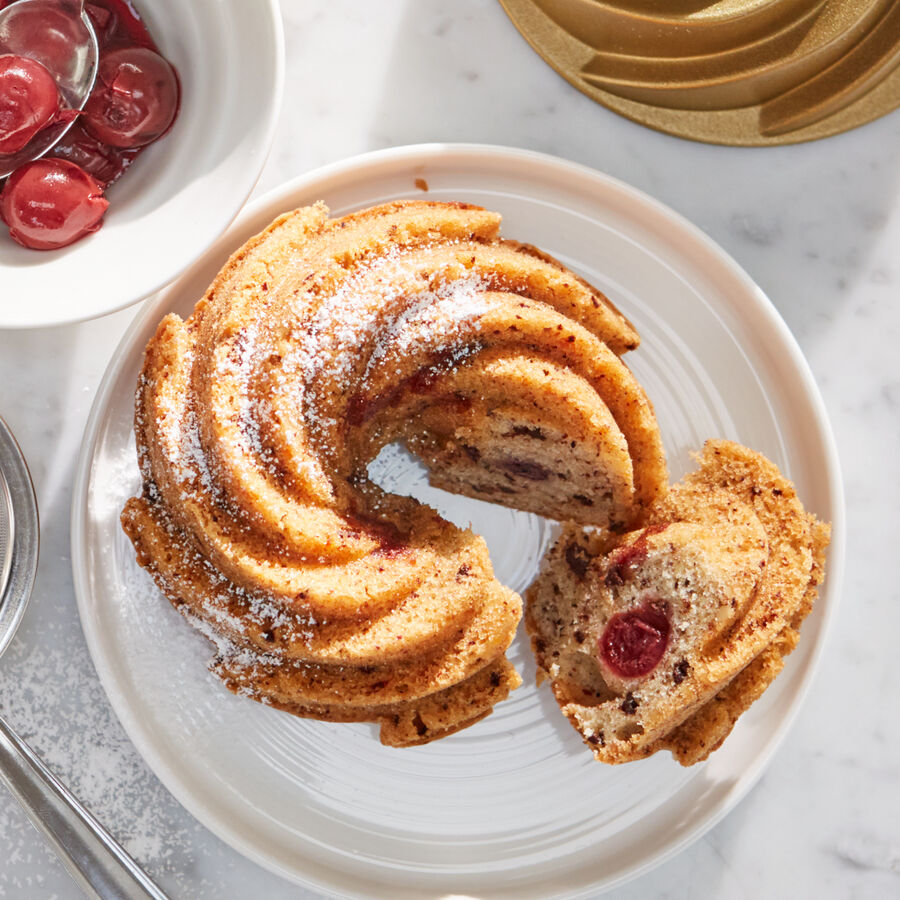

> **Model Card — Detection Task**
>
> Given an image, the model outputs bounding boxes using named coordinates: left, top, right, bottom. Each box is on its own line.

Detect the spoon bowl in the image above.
left=0, top=0, right=98, bottom=177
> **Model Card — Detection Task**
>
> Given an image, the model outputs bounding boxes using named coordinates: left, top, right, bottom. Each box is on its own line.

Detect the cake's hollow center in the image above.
left=367, top=441, right=553, bottom=595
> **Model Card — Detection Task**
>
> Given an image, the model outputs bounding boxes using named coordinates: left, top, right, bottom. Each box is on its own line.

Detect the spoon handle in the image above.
left=0, top=714, right=170, bottom=900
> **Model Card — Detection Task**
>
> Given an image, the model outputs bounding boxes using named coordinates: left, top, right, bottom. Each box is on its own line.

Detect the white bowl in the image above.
left=0, top=0, right=284, bottom=328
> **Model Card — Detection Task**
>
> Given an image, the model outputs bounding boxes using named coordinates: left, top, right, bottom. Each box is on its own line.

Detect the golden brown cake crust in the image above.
left=656, top=516, right=830, bottom=764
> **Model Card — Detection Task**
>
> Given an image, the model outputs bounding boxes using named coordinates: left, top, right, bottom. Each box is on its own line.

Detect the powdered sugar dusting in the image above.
left=364, top=273, right=489, bottom=378
left=282, top=249, right=490, bottom=444
left=118, top=209, right=536, bottom=766
left=146, top=236, right=496, bottom=522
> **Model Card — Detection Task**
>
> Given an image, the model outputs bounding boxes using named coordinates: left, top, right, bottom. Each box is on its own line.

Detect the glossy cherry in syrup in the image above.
left=55, top=0, right=179, bottom=181
left=0, top=157, right=108, bottom=249
left=82, top=45, right=177, bottom=148
left=0, top=54, right=64, bottom=154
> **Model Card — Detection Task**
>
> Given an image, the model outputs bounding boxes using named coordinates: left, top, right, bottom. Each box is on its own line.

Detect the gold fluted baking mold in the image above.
left=498, top=0, right=900, bottom=145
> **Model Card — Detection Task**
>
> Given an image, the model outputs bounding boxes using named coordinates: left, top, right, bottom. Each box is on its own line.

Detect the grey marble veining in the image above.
left=1, top=1, right=899, bottom=897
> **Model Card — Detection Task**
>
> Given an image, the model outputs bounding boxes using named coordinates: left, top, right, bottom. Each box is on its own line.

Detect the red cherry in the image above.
left=0, top=158, right=108, bottom=250
left=0, top=54, right=62, bottom=154
left=82, top=47, right=178, bottom=149
left=599, top=601, right=671, bottom=679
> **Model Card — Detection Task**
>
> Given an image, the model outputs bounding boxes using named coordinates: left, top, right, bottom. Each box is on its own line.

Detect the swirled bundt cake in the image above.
left=121, top=199, right=668, bottom=746
left=526, top=440, right=830, bottom=765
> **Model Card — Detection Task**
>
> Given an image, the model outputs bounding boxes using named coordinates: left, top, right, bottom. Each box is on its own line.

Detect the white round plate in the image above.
left=0, top=0, right=283, bottom=329
left=72, top=145, right=844, bottom=899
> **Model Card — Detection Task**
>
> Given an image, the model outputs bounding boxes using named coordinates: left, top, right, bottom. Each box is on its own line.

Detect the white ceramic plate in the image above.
left=72, top=145, right=844, bottom=899
left=0, top=0, right=283, bottom=329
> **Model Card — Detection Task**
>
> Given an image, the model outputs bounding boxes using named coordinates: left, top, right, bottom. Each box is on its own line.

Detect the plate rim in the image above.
left=0, top=0, right=285, bottom=330
left=71, top=142, right=846, bottom=899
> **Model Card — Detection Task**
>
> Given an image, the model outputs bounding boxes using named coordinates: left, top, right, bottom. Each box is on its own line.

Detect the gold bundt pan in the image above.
left=498, top=0, right=900, bottom=145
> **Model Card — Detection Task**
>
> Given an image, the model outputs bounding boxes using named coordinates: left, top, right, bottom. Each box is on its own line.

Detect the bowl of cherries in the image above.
left=0, top=0, right=283, bottom=327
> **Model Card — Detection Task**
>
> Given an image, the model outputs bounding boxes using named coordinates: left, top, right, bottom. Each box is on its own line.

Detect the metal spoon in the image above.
left=0, top=0, right=99, bottom=177
left=0, top=416, right=170, bottom=900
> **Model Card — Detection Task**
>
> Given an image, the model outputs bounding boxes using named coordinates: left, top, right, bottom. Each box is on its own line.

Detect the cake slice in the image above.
left=526, top=439, right=830, bottom=765
left=403, top=350, right=636, bottom=527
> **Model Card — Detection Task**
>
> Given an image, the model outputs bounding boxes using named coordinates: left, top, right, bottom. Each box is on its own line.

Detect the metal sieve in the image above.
left=0, top=415, right=169, bottom=899
left=0, top=417, right=38, bottom=659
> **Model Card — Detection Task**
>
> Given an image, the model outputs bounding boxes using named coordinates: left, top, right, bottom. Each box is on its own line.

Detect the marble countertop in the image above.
left=1, top=1, right=899, bottom=897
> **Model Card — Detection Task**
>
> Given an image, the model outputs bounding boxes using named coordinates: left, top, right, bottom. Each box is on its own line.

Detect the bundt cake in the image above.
left=526, top=440, right=830, bottom=765
left=121, top=199, right=668, bottom=746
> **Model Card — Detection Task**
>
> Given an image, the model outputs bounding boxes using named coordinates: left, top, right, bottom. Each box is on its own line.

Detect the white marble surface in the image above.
left=1, top=1, right=899, bottom=897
